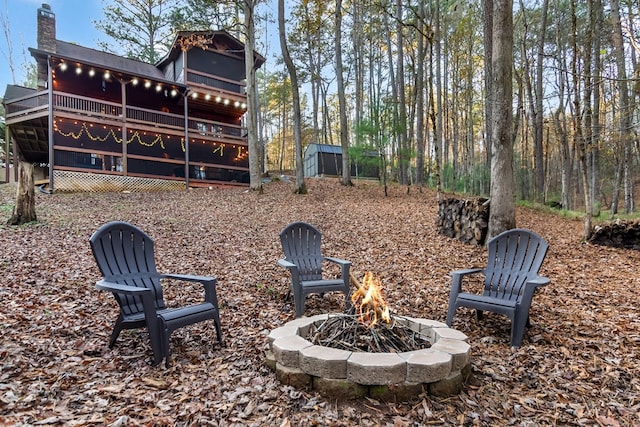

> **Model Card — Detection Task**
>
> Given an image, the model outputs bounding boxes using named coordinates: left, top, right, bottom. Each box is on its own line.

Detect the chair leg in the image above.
left=445, top=304, right=456, bottom=326
left=294, top=290, right=305, bottom=318
left=213, top=312, right=224, bottom=346
left=511, top=312, right=528, bottom=347
left=159, top=319, right=171, bottom=368
left=108, top=322, right=123, bottom=348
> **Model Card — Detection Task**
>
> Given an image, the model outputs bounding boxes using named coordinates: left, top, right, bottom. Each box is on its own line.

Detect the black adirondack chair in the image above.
left=278, top=222, right=352, bottom=317
left=90, top=221, right=223, bottom=367
left=446, top=228, right=550, bottom=347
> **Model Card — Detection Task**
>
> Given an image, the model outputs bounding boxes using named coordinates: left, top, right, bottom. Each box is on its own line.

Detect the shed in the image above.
left=304, top=143, right=379, bottom=178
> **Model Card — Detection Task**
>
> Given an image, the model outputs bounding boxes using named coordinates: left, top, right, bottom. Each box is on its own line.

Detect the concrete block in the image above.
left=299, top=345, right=351, bottom=379
left=433, top=327, right=468, bottom=342
left=271, top=335, right=312, bottom=368
left=431, top=338, right=471, bottom=371
left=405, top=349, right=452, bottom=383
left=347, top=352, right=406, bottom=385
left=368, top=382, right=425, bottom=402
left=312, top=377, right=368, bottom=400
left=276, top=363, right=312, bottom=389
left=428, top=370, right=465, bottom=397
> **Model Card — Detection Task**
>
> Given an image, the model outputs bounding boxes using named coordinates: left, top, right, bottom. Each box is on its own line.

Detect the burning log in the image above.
left=307, top=272, right=430, bottom=353
left=350, top=272, right=390, bottom=327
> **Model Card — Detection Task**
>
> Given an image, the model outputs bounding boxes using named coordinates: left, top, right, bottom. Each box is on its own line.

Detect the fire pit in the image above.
left=266, top=273, right=471, bottom=401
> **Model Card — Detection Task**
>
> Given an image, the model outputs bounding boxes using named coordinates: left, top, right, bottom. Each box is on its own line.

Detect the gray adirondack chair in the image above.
left=90, top=221, right=223, bottom=367
left=278, top=222, right=352, bottom=317
left=446, top=228, right=550, bottom=347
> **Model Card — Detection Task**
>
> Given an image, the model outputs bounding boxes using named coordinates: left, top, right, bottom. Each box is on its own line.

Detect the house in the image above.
left=2, top=3, right=264, bottom=192
left=304, top=143, right=379, bottom=179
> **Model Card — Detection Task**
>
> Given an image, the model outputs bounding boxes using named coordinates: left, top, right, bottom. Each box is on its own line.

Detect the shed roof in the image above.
left=308, top=143, right=342, bottom=154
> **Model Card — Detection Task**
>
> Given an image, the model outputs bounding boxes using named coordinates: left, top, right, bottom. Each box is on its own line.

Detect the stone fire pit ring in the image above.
left=265, top=314, right=471, bottom=401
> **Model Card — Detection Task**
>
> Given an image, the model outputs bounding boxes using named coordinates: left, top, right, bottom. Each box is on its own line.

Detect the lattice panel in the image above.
left=52, top=171, right=186, bottom=193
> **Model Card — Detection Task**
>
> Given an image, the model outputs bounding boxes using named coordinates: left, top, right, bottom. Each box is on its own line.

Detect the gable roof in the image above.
left=156, top=30, right=266, bottom=69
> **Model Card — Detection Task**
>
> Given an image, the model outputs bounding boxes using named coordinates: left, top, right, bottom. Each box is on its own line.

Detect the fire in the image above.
left=350, top=272, right=391, bottom=327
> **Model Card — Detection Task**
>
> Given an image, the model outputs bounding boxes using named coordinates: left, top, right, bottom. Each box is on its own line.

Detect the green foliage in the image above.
left=349, top=144, right=380, bottom=179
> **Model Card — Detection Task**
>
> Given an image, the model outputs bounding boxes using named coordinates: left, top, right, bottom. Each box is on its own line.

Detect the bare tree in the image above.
left=278, top=0, right=305, bottom=194
left=95, top=0, right=179, bottom=63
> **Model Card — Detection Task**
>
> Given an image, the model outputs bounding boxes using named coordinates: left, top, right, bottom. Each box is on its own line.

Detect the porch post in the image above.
left=121, top=80, right=127, bottom=175
left=47, top=55, right=54, bottom=192
left=184, top=90, right=189, bottom=189
left=4, top=124, right=10, bottom=183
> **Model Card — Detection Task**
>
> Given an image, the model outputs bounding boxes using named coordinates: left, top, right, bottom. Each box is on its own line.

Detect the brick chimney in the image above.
left=37, top=3, right=56, bottom=89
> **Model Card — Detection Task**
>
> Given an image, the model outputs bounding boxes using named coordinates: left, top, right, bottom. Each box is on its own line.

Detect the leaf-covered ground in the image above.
left=0, top=179, right=638, bottom=426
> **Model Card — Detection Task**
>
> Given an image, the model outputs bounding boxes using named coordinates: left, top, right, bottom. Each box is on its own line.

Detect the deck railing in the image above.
left=5, top=90, right=246, bottom=143
left=4, top=92, right=49, bottom=117
left=186, top=70, right=244, bottom=95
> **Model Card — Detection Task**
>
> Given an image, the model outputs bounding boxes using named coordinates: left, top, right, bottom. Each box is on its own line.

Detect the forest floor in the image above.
left=0, top=178, right=638, bottom=426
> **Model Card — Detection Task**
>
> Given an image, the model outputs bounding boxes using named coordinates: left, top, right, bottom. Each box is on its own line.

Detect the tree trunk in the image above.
left=279, top=0, right=306, bottom=194
left=483, top=0, right=493, bottom=188
left=8, top=161, right=37, bottom=225
left=243, top=0, right=262, bottom=193
left=610, top=0, right=633, bottom=214
left=335, top=0, right=351, bottom=186
left=415, top=2, right=426, bottom=189
left=534, top=0, right=549, bottom=203
left=487, top=0, right=516, bottom=240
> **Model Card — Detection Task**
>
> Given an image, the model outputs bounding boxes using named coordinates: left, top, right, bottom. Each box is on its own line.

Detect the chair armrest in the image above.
left=526, top=276, right=550, bottom=287
left=161, top=273, right=216, bottom=283
left=95, top=279, right=152, bottom=295
left=450, top=268, right=484, bottom=278
left=449, top=268, right=485, bottom=300
left=324, top=257, right=351, bottom=285
left=323, top=256, right=351, bottom=267
left=160, top=274, right=219, bottom=306
left=278, top=259, right=297, bottom=269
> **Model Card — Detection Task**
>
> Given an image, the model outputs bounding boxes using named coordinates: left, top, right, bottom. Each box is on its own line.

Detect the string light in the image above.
left=59, top=62, right=68, bottom=71
left=104, top=71, right=111, bottom=80
left=52, top=119, right=239, bottom=159
left=88, top=69, right=95, bottom=77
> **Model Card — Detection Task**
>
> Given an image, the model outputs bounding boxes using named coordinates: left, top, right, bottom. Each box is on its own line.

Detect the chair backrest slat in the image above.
left=280, top=222, right=323, bottom=280
left=484, top=229, right=549, bottom=301
left=90, top=221, right=166, bottom=315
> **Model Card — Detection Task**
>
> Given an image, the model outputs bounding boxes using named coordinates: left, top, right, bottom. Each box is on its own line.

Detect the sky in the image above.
left=0, top=0, right=282, bottom=97
left=0, top=0, right=104, bottom=93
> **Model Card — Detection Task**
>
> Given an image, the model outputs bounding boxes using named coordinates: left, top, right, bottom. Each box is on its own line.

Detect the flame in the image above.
left=350, top=272, right=391, bottom=327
